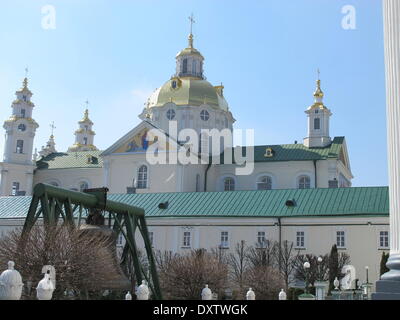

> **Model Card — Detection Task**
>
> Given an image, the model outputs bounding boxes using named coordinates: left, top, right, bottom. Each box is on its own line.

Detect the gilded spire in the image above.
left=83, top=109, right=89, bottom=121
left=22, top=77, right=28, bottom=89
left=188, top=13, right=195, bottom=48
left=313, top=69, right=324, bottom=102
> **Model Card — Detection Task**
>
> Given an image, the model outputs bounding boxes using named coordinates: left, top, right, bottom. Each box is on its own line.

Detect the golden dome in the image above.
left=147, top=78, right=228, bottom=111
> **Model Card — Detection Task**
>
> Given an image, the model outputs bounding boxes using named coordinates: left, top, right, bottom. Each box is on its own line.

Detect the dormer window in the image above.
left=264, top=147, right=274, bottom=157
left=171, top=80, right=177, bottom=89
left=315, top=109, right=319, bottom=114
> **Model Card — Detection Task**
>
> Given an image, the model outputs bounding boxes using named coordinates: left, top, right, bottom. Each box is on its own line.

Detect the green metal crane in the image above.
left=21, top=183, right=162, bottom=299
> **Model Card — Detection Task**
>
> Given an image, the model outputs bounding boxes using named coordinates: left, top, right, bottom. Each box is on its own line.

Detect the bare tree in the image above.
left=293, top=254, right=329, bottom=286
left=246, top=240, right=276, bottom=268
left=158, top=249, right=228, bottom=300
left=155, top=250, right=177, bottom=271
left=0, top=226, right=127, bottom=300
left=274, top=240, right=299, bottom=290
left=243, top=265, right=284, bottom=300
left=227, top=240, right=249, bottom=293
left=210, top=245, right=228, bottom=264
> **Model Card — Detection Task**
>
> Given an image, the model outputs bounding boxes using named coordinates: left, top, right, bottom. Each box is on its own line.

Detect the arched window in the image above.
left=182, top=58, right=188, bottom=74
left=195, top=174, right=201, bottom=192
left=16, top=140, right=24, bottom=153
left=79, top=181, right=89, bottom=192
left=224, top=177, right=235, bottom=191
left=298, top=176, right=311, bottom=189
left=314, top=118, right=320, bottom=130
left=137, top=165, right=148, bottom=189
left=257, top=176, right=272, bottom=190
left=166, top=109, right=176, bottom=120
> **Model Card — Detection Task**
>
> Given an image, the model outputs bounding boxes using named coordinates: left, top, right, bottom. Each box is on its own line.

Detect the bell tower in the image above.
left=175, top=14, right=204, bottom=79
left=303, top=74, right=332, bottom=148
left=68, top=106, right=98, bottom=152
left=0, top=76, right=39, bottom=196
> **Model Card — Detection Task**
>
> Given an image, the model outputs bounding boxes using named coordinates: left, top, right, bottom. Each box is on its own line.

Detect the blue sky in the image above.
left=0, top=0, right=386, bottom=186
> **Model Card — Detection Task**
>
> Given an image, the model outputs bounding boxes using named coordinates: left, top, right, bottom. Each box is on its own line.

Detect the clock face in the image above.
left=18, top=124, right=26, bottom=132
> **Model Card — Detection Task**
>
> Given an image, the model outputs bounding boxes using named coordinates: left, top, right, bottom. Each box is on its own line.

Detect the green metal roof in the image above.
left=0, top=187, right=389, bottom=219
left=36, top=150, right=103, bottom=170
left=219, top=137, right=345, bottom=163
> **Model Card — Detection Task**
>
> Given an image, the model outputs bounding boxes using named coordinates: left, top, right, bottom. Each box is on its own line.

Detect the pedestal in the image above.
left=298, top=293, right=315, bottom=300
left=314, top=281, right=328, bottom=300
left=341, top=291, right=353, bottom=300
left=331, top=290, right=341, bottom=300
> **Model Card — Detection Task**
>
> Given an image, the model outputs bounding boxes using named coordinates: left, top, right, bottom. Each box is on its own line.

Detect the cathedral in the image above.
left=0, top=30, right=389, bottom=288
left=0, top=32, right=353, bottom=196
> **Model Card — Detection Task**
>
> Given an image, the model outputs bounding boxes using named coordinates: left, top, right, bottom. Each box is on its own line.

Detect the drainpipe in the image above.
left=204, top=163, right=211, bottom=192
left=278, top=217, right=282, bottom=270
left=313, top=160, right=317, bottom=188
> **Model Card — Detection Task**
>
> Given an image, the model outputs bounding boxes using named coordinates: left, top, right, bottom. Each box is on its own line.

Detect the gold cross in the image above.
left=25, top=67, right=29, bottom=78
left=85, top=99, right=89, bottom=108
left=317, top=68, right=320, bottom=80
left=188, top=13, right=195, bottom=34
left=50, top=121, right=56, bottom=136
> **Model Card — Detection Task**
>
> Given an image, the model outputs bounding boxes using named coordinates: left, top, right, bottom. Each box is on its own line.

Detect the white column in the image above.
left=383, top=0, right=400, bottom=256
left=373, top=1, right=400, bottom=291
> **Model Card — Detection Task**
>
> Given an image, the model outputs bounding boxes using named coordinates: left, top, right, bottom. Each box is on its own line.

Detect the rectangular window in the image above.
left=296, top=231, right=305, bottom=248
left=16, top=140, right=23, bottom=154
left=83, top=137, right=88, bottom=145
left=257, top=231, right=266, bottom=247
left=11, top=182, right=20, bottom=196
left=220, top=231, right=229, bottom=248
left=21, top=109, right=26, bottom=117
left=336, top=231, right=346, bottom=248
left=380, top=231, right=389, bottom=248
left=182, top=231, right=191, bottom=248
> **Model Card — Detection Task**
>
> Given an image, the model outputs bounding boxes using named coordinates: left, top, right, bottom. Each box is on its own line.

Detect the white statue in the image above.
left=201, top=284, right=212, bottom=300
left=340, top=265, right=356, bottom=290
left=246, top=288, right=255, bottom=300
left=41, top=265, right=56, bottom=290
left=136, top=280, right=150, bottom=300
left=279, top=289, right=287, bottom=300
left=333, top=277, right=340, bottom=290
left=36, top=271, right=55, bottom=300
left=125, top=291, right=132, bottom=300
left=0, top=261, right=23, bottom=300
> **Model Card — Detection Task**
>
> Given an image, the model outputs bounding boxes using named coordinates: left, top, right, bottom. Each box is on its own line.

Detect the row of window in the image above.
left=179, top=230, right=390, bottom=249
left=114, top=229, right=390, bottom=251
left=295, top=230, right=389, bottom=249
left=223, top=175, right=311, bottom=191
left=166, top=109, right=211, bottom=121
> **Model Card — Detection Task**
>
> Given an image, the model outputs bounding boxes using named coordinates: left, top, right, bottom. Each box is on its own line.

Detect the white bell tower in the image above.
left=68, top=107, right=98, bottom=152
left=303, top=75, right=332, bottom=148
left=0, top=77, right=39, bottom=196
